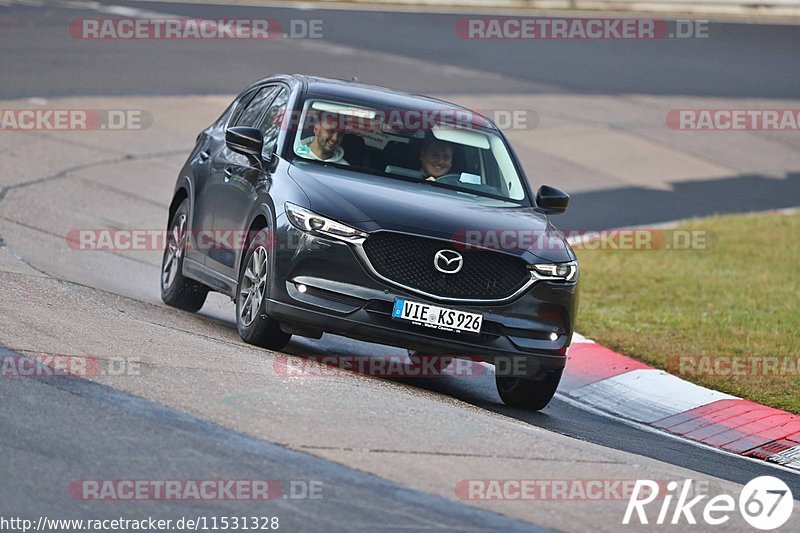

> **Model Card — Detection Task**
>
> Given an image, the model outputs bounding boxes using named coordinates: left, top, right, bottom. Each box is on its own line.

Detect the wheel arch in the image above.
left=235, top=204, right=277, bottom=282
left=167, top=188, right=188, bottom=226
left=168, top=176, right=194, bottom=229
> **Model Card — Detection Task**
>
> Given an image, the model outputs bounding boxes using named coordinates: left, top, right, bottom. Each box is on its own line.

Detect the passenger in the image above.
left=419, top=138, right=453, bottom=181
left=296, top=112, right=349, bottom=165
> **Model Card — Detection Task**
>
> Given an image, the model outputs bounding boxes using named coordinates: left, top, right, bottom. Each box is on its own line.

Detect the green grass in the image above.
left=574, top=211, right=800, bottom=413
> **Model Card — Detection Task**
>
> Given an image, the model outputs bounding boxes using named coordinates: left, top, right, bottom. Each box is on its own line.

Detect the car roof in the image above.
left=254, top=74, right=497, bottom=130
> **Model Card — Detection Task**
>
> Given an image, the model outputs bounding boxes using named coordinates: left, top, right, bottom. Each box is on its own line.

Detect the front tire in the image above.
left=495, top=369, right=562, bottom=410
left=161, top=200, right=209, bottom=312
left=236, top=228, right=291, bottom=351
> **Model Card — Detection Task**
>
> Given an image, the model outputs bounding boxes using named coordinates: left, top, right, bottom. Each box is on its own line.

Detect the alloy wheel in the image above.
left=161, top=213, right=186, bottom=290
left=239, top=245, right=268, bottom=327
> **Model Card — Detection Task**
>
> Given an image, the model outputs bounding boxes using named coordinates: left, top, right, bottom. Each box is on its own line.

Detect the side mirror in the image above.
left=225, top=126, right=263, bottom=159
left=536, top=185, right=569, bottom=214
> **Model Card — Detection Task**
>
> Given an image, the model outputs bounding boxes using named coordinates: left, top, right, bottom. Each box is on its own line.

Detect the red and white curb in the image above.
left=561, top=333, right=800, bottom=472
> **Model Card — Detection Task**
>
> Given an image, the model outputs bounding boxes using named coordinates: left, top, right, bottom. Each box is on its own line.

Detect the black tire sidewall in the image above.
left=235, top=228, right=289, bottom=350
left=160, top=200, right=208, bottom=311
left=495, top=369, right=563, bottom=410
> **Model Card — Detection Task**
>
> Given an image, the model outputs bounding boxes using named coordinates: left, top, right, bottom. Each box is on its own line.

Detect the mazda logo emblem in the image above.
left=433, top=249, right=463, bottom=274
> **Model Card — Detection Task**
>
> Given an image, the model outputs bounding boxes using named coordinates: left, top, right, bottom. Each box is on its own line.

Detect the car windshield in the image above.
left=288, top=98, right=529, bottom=204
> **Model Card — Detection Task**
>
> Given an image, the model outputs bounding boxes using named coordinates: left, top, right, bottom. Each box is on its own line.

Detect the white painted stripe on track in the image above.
left=570, top=332, right=595, bottom=344
left=568, top=368, right=738, bottom=423
left=771, top=445, right=800, bottom=470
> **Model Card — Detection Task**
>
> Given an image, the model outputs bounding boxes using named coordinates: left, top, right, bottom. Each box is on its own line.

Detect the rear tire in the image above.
left=161, top=200, right=209, bottom=312
left=236, top=228, right=291, bottom=351
left=495, top=369, right=562, bottom=410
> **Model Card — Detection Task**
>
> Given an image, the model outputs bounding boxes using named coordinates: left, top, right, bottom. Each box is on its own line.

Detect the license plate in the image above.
left=392, top=298, right=483, bottom=334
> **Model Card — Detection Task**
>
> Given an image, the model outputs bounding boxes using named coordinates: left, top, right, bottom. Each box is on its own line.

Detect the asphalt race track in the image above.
left=0, top=1, right=798, bottom=531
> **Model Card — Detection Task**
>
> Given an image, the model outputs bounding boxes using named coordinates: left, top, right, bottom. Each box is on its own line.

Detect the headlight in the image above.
left=285, top=203, right=367, bottom=241
left=530, top=261, right=578, bottom=281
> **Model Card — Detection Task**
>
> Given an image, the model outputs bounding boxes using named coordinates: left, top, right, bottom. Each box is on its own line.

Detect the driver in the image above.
left=296, top=112, right=349, bottom=165
left=419, top=138, right=453, bottom=181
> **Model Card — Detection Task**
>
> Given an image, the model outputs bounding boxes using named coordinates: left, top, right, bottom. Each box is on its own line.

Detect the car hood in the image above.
left=286, top=164, right=574, bottom=263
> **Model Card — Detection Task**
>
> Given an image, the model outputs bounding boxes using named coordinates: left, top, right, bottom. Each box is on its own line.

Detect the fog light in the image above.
left=297, top=284, right=307, bottom=293
left=549, top=332, right=558, bottom=341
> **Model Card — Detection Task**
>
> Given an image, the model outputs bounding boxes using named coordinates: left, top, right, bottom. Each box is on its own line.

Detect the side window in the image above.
left=481, top=148, right=507, bottom=195
left=226, top=88, right=257, bottom=127
left=257, top=88, right=290, bottom=157
left=234, top=86, right=279, bottom=127
left=462, top=146, right=483, bottom=182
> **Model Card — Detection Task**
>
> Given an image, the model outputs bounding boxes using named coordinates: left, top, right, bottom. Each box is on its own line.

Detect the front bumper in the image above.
left=268, top=224, right=579, bottom=376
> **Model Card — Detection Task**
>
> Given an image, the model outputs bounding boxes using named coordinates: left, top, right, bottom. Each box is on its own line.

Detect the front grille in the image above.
left=361, top=232, right=531, bottom=299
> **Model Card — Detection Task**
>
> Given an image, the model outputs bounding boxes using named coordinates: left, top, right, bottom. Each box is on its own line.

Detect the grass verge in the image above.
left=574, top=210, right=800, bottom=413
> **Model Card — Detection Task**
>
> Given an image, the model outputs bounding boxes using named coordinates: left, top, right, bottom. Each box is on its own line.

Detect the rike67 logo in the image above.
left=624, top=476, right=794, bottom=529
